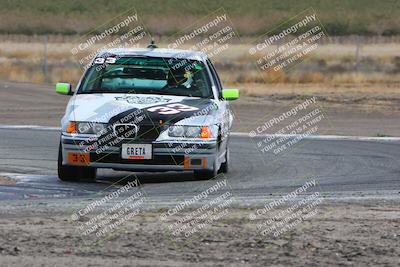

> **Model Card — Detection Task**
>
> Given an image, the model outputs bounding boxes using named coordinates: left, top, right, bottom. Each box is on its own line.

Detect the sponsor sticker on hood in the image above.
left=115, top=95, right=173, bottom=105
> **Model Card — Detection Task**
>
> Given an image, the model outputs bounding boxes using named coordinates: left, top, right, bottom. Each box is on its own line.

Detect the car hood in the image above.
left=66, top=93, right=219, bottom=125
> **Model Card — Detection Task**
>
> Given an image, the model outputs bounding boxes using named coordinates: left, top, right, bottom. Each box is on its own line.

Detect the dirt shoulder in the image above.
left=0, top=201, right=398, bottom=266
left=0, top=81, right=399, bottom=136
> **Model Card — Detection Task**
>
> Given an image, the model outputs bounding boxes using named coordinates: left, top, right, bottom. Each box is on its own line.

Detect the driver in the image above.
left=166, top=68, right=193, bottom=89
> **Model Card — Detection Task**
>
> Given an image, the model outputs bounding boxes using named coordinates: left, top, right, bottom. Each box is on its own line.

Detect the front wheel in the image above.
left=58, top=143, right=96, bottom=182
left=219, top=147, right=229, bottom=173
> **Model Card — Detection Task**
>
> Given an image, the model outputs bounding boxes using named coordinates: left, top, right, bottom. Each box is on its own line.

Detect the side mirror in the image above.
left=222, top=89, right=239, bottom=101
left=56, top=83, right=73, bottom=95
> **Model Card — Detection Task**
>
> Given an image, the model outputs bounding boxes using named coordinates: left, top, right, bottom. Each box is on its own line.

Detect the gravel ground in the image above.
left=0, top=201, right=399, bottom=266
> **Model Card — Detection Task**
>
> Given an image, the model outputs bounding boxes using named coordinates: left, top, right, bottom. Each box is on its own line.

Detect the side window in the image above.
left=207, top=60, right=223, bottom=98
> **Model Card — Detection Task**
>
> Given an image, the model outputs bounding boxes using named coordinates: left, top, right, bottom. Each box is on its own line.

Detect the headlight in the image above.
left=92, top=123, right=107, bottom=134
left=185, top=126, right=201, bottom=138
left=77, top=122, right=92, bottom=134
left=168, top=125, right=210, bottom=138
left=169, top=125, right=185, bottom=137
left=67, top=121, right=107, bottom=135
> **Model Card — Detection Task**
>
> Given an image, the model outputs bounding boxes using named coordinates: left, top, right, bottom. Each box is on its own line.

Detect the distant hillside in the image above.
left=0, top=0, right=399, bottom=36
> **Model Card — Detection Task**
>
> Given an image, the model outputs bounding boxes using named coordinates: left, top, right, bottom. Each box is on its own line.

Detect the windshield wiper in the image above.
left=78, top=89, right=209, bottom=98
left=78, top=90, right=112, bottom=94
left=79, top=88, right=140, bottom=94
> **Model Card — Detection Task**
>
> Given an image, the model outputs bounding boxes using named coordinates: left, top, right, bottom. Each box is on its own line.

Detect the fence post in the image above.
left=43, top=35, right=49, bottom=83
left=355, top=35, right=362, bottom=72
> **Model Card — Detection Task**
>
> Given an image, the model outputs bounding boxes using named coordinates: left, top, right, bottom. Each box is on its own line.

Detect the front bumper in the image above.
left=61, top=134, right=217, bottom=171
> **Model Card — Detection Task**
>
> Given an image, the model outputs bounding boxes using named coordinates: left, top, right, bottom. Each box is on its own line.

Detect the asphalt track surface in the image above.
left=0, top=128, right=399, bottom=203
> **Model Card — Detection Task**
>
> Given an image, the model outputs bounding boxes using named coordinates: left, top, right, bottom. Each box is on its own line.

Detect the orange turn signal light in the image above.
left=66, top=121, right=77, bottom=134
left=200, top=127, right=211, bottom=139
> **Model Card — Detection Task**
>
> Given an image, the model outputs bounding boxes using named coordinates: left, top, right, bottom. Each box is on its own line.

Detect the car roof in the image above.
left=97, top=48, right=208, bottom=62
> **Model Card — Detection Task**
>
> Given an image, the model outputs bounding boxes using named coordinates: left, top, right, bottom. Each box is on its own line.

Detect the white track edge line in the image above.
left=0, top=124, right=399, bottom=141
left=230, top=132, right=400, bottom=141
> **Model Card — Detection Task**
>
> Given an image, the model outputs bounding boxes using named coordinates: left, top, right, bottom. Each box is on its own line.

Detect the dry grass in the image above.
left=329, top=73, right=400, bottom=84
left=50, top=67, right=82, bottom=83
left=0, top=62, right=31, bottom=82
left=0, top=176, right=16, bottom=185
left=0, top=40, right=400, bottom=87
left=221, top=71, right=400, bottom=86
left=2, top=41, right=400, bottom=63
left=235, top=82, right=400, bottom=98
left=0, top=61, right=81, bottom=84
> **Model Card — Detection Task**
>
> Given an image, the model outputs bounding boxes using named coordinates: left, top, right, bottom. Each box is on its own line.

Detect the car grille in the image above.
left=136, top=124, right=161, bottom=141
left=113, top=124, right=161, bottom=141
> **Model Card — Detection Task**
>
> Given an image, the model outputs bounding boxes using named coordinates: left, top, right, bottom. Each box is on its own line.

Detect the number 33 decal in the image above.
left=147, top=103, right=199, bottom=115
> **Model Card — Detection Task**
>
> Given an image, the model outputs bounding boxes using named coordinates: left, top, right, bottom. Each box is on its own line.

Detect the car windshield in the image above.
left=78, top=56, right=213, bottom=98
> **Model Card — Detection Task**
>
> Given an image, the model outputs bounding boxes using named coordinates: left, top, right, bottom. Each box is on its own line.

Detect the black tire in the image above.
left=193, top=169, right=216, bottom=180
left=58, top=142, right=96, bottom=182
left=219, top=147, right=229, bottom=173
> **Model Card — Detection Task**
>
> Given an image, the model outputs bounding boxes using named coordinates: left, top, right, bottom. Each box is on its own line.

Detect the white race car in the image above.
left=56, top=46, right=239, bottom=182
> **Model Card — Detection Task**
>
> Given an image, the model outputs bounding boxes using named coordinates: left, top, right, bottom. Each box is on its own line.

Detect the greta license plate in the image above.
left=121, top=144, right=152, bottom=160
